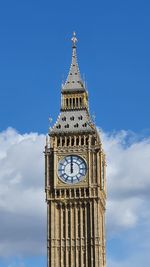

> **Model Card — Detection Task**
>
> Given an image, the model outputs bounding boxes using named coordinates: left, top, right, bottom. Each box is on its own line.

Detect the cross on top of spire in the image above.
left=71, top=32, right=77, bottom=48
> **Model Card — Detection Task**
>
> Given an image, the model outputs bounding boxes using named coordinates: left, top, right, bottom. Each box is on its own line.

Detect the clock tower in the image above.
left=45, top=33, right=106, bottom=267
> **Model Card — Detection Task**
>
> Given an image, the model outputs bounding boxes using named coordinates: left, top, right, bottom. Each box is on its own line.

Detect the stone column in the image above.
left=53, top=203, right=56, bottom=266
left=80, top=203, right=83, bottom=267
left=47, top=154, right=50, bottom=187
left=97, top=200, right=101, bottom=267
left=97, top=152, right=100, bottom=186
left=84, top=202, right=87, bottom=267
left=51, top=202, right=55, bottom=267
left=102, top=213, right=106, bottom=267
left=75, top=203, right=78, bottom=267
left=47, top=204, right=50, bottom=267
left=60, top=204, right=62, bottom=267
left=71, top=204, right=75, bottom=266
left=65, top=204, right=68, bottom=267
left=90, top=202, right=93, bottom=267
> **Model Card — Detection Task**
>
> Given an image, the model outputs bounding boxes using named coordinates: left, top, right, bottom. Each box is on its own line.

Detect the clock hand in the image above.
left=71, top=156, right=73, bottom=173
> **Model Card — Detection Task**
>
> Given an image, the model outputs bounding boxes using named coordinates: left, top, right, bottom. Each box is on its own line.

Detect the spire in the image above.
left=62, top=32, right=85, bottom=92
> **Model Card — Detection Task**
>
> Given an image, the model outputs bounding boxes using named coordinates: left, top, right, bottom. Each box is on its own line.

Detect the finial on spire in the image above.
left=71, top=32, right=77, bottom=48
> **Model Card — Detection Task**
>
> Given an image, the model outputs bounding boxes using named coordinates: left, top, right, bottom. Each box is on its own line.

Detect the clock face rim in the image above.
left=57, top=155, right=87, bottom=185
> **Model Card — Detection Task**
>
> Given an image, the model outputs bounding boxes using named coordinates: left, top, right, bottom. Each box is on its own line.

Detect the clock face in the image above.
left=58, top=155, right=87, bottom=184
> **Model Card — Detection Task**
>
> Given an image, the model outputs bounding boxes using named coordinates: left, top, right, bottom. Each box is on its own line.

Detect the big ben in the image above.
left=45, top=33, right=106, bottom=267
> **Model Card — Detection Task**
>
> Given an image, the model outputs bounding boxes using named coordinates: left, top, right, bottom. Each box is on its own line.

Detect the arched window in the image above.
left=70, top=116, right=74, bottom=121
left=86, top=137, right=88, bottom=145
left=67, top=137, right=70, bottom=146
left=66, top=98, right=68, bottom=107
left=81, top=137, right=84, bottom=145
left=80, top=97, right=82, bottom=106
left=91, top=137, right=95, bottom=145
left=73, top=98, right=75, bottom=107
left=64, top=124, right=69, bottom=128
left=78, top=115, right=83, bottom=120
left=74, top=123, right=79, bottom=128
left=71, top=138, right=74, bottom=146
left=57, top=138, right=60, bottom=146
left=76, top=98, right=78, bottom=107
left=56, top=124, right=61, bottom=129
left=62, top=137, right=65, bottom=146
left=70, top=98, right=72, bottom=107
left=56, top=190, right=60, bottom=198
left=62, top=116, right=66, bottom=121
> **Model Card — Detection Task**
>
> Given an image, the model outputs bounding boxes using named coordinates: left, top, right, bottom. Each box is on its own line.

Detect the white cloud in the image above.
left=100, top=130, right=150, bottom=232
left=0, top=128, right=46, bottom=257
left=100, top=129, right=150, bottom=266
left=0, top=127, right=150, bottom=266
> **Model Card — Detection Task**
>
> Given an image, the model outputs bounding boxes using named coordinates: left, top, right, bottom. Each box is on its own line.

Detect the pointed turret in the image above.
left=62, top=32, right=85, bottom=92
left=49, top=32, right=97, bottom=135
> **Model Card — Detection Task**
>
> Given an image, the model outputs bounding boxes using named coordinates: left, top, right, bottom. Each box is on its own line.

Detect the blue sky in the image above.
left=0, top=0, right=150, bottom=267
left=1, top=0, right=150, bottom=134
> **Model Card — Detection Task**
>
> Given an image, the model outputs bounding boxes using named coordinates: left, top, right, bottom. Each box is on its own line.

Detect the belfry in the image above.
left=45, top=33, right=106, bottom=267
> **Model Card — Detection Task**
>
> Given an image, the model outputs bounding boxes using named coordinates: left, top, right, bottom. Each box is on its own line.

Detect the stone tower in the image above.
left=45, top=33, right=106, bottom=267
